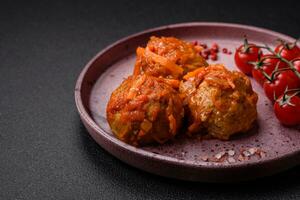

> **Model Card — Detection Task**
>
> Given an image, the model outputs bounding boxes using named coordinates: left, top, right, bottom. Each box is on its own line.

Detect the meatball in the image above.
left=179, top=64, right=258, bottom=140
left=106, top=74, right=184, bottom=146
left=133, top=36, right=208, bottom=79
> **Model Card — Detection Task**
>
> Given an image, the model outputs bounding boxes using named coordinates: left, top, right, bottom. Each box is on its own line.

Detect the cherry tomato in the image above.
left=252, top=55, right=285, bottom=86
left=275, top=43, right=300, bottom=61
left=263, top=70, right=299, bottom=101
left=292, top=58, right=300, bottom=86
left=234, top=44, right=261, bottom=75
left=274, top=94, right=300, bottom=126
left=292, top=58, right=300, bottom=72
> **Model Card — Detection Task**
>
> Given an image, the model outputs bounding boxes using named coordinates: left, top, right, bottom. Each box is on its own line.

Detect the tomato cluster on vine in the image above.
left=234, top=37, right=300, bottom=126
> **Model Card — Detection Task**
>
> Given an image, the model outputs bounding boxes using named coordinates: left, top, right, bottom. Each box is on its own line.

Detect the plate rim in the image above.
left=75, top=22, right=299, bottom=172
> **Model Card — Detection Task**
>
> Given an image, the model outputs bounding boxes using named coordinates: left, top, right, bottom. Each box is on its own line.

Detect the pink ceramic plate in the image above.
left=75, top=22, right=300, bottom=182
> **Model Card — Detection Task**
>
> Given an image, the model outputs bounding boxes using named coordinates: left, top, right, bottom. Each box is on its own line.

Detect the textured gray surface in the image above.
left=0, top=0, right=299, bottom=199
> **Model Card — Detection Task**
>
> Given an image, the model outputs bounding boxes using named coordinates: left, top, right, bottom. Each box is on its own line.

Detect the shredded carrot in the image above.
left=133, top=65, right=141, bottom=75
left=133, top=47, right=144, bottom=75
left=160, top=78, right=180, bottom=89
left=127, top=75, right=146, bottom=99
left=144, top=47, right=183, bottom=77
left=136, top=46, right=144, bottom=56
left=183, top=68, right=204, bottom=80
left=226, top=77, right=236, bottom=89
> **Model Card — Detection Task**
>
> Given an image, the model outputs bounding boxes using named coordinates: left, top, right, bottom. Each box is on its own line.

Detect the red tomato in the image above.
left=234, top=44, right=261, bottom=75
left=274, top=94, right=300, bottom=126
left=275, top=43, right=300, bottom=61
left=252, top=55, right=285, bottom=86
left=263, top=70, right=299, bottom=101
left=292, top=58, right=300, bottom=72
left=292, top=58, right=300, bottom=86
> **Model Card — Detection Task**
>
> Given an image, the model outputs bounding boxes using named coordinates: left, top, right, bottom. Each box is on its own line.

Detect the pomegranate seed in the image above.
left=203, top=49, right=211, bottom=55
left=200, top=43, right=207, bottom=49
left=202, top=52, right=209, bottom=60
left=210, top=49, right=217, bottom=54
left=211, top=43, right=219, bottom=52
left=210, top=53, right=218, bottom=61
left=222, top=48, right=228, bottom=53
left=228, top=51, right=232, bottom=55
left=193, top=41, right=198, bottom=46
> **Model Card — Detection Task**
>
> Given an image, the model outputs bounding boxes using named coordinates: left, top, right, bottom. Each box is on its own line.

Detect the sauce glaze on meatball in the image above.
left=180, top=64, right=258, bottom=140
left=133, top=36, right=208, bottom=79
left=107, top=74, right=184, bottom=146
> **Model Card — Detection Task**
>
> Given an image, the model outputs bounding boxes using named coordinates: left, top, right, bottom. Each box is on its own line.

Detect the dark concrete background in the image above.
left=0, top=0, right=299, bottom=199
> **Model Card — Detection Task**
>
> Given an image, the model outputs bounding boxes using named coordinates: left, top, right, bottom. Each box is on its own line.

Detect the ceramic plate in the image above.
left=75, top=22, right=300, bottom=182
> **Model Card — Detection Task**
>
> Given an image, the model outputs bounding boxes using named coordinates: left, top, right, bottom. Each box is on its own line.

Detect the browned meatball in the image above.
left=179, top=64, right=258, bottom=140
left=106, top=74, right=184, bottom=146
left=133, top=36, right=208, bottom=79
